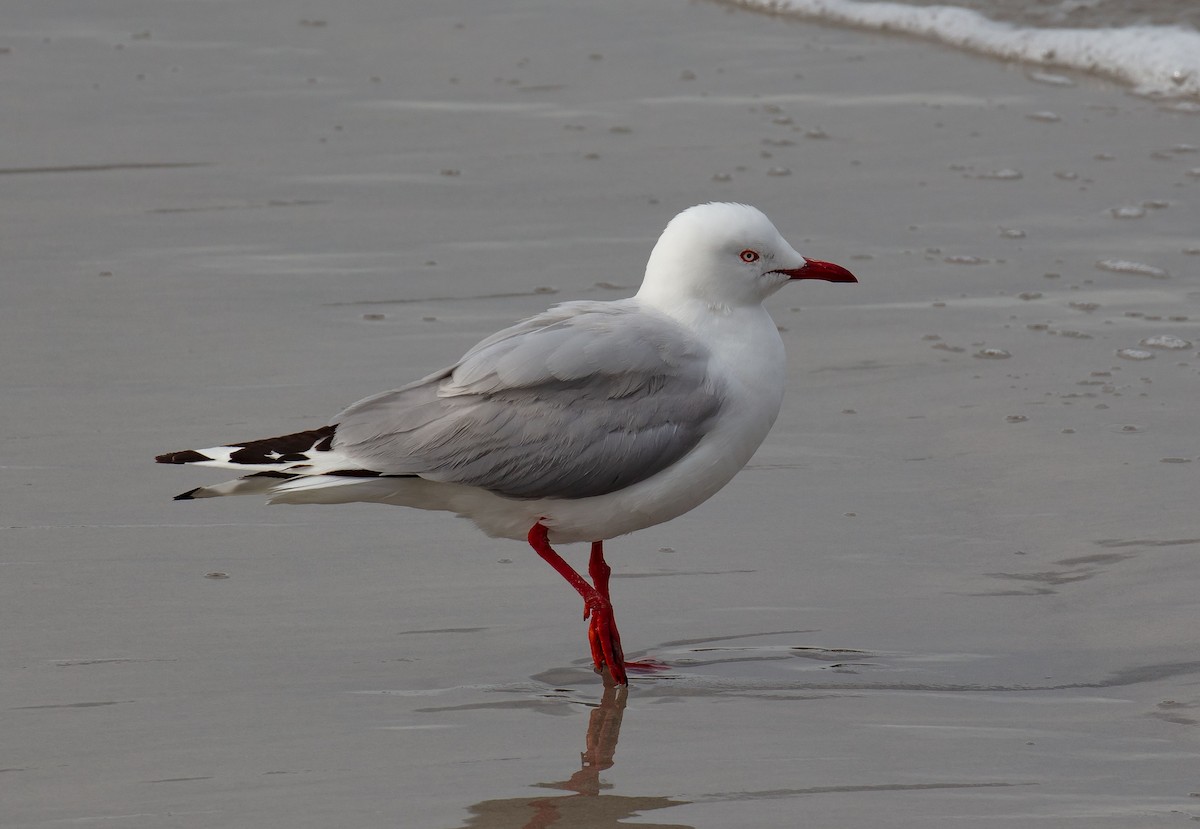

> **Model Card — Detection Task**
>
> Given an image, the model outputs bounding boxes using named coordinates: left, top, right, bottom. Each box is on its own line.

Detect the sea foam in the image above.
left=732, top=0, right=1200, bottom=98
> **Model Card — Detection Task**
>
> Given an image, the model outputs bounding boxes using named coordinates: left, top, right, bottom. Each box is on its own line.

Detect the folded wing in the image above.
left=332, top=300, right=724, bottom=500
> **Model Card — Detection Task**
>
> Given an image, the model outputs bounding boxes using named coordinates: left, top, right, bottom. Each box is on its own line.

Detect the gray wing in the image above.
left=331, top=300, right=725, bottom=499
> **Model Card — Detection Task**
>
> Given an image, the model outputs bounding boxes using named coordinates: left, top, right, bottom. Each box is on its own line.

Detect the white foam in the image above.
left=732, top=0, right=1200, bottom=98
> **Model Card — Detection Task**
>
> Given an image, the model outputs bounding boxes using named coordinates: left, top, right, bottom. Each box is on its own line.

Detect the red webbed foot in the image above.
left=584, top=593, right=627, bottom=685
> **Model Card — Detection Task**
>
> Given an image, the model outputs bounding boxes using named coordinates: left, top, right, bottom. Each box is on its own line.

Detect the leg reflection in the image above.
left=452, top=686, right=693, bottom=828
left=541, top=684, right=626, bottom=796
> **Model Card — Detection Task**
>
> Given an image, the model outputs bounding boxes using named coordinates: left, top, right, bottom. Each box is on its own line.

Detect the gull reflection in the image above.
left=451, top=686, right=693, bottom=828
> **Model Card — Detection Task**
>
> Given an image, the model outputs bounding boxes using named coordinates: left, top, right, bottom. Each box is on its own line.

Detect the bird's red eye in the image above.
left=740, top=249, right=760, bottom=263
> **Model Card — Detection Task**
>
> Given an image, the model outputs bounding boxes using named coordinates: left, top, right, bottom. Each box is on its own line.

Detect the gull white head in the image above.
left=637, top=202, right=856, bottom=310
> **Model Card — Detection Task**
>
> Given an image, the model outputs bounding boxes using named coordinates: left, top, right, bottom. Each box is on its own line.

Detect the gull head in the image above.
left=637, top=202, right=856, bottom=310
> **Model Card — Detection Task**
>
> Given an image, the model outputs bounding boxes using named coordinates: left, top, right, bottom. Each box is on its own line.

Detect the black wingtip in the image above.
left=156, top=450, right=212, bottom=465
left=173, top=488, right=201, bottom=501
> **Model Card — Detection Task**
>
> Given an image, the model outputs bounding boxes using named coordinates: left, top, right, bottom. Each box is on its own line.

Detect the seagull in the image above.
left=156, top=202, right=857, bottom=684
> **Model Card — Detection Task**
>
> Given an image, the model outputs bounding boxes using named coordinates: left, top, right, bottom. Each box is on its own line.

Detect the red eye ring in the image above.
left=740, top=249, right=760, bottom=263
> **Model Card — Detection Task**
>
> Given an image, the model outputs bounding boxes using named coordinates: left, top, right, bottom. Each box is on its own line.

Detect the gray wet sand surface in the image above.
left=3, top=0, right=1200, bottom=827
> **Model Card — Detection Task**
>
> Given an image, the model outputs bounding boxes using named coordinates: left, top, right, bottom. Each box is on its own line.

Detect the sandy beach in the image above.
left=3, top=0, right=1200, bottom=826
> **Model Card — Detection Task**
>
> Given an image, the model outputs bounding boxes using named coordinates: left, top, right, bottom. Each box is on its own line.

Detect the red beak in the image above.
left=773, top=258, right=858, bottom=283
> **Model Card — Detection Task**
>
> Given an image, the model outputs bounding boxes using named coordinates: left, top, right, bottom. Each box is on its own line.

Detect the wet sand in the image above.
left=3, top=0, right=1200, bottom=826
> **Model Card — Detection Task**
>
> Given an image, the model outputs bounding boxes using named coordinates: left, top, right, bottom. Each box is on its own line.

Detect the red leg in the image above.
left=528, top=524, right=627, bottom=685
left=589, top=540, right=611, bottom=600
left=585, top=539, right=623, bottom=676
left=588, top=539, right=668, bottom=678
